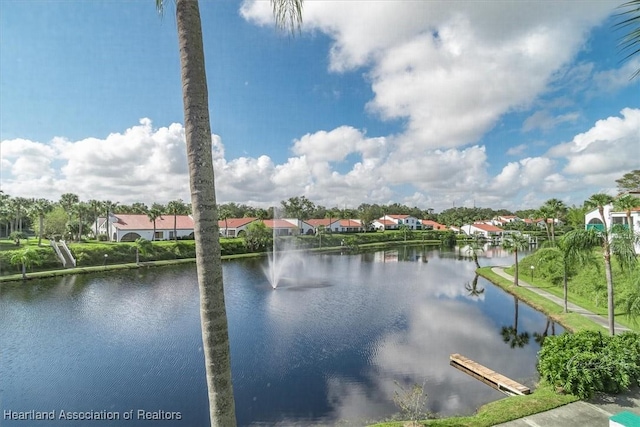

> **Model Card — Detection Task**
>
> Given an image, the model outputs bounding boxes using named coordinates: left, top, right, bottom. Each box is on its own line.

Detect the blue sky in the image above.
left=1, top=0, right=638, bottom=212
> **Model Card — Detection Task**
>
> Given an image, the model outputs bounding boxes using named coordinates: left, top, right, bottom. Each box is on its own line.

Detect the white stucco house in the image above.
left=376, top=214, right=422, bottom=230
left=461, top=223, right=504, bottom=239
left=306, top=218, right=341, bottom=234
left=585, top=201, right=640, bottom=252
left=94, top=214, right=195, bottom=242
left=336, top=219, right=365, bottom=233
left=218, top=217, right=258, bottom=237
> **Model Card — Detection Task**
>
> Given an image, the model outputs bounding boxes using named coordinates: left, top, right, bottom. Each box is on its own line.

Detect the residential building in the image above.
left=306, top=218, right=341, bottom=234
left=420, top=219, right=448, bottom=230
left=336, top=219, right=365, bottom=233
left=94, top=213, right=194, bottom=242
left=585, top=201, right=640, bottom=252
left=375, top=214, right=422, bottom=230
left=461, top=223, right=504, bottom=239
left=263, top=219, right=300, bottom=236
left=219, top=217, right=258, bottom=237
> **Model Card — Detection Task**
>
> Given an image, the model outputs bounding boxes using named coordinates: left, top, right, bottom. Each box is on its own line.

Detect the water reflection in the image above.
left=1, top=246, right=561, bottom=426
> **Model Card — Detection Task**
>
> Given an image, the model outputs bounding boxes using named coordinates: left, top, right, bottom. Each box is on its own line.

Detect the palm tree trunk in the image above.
left=514, top=249, right=519, bottom=286
left=78, top=213, right=83, bottom=242
left=563, top=262, right=568, bottom=313
left=38, top=214, right=44, bottom=246
left=176, top=1, right=236, bottom=425
left=174, top=214, right=178, bottom=241
left=604, top=250, right=615, bottom=335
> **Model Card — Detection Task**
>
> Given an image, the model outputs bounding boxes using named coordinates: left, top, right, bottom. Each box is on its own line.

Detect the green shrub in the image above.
left=538, top=330, right=640, bottom=398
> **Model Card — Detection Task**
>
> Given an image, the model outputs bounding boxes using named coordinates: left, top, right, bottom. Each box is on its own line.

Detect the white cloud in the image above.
left=243, top=0, right=616, bottom=153
left=2, top=1, right=636, bottom=212
left=549, top=108, right=640, bottom=176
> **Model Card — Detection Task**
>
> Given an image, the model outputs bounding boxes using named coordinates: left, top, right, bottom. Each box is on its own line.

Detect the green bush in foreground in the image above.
left=538, top=330, right=640, bottom=398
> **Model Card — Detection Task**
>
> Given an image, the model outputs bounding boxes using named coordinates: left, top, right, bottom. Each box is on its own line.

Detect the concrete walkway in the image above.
left=495, top=387, right=640, bottom=427
left=490, top=267, right=639, bottom=426
left=491, top=267, right=631, bottom=333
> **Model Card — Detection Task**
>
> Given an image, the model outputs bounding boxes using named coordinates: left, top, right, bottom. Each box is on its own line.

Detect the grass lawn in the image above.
left=501, top=266, right=639, bottom=333
left=369, top=382, right=578, bottom=427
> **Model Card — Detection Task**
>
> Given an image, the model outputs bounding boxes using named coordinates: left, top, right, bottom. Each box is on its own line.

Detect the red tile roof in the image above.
left=263, top=219, right=298, bottom=229
left=471, top=223, right=503, bottom=232
left=218, top=217, right=257, bottom=228
left=421, top=219, right=447, bottom=229
left=306, top=218, right=336, bottom=227
left=388, top=214, right=410, bottom=219
left=338, top=219, right=362, bottom=227
left=112, top=214, right=194, bottom=230
left=376, top=219, right=396, bottom=226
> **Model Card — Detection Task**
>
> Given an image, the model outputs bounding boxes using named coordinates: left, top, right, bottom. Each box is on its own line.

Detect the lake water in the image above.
left=0, top=245, right=561, bottom=426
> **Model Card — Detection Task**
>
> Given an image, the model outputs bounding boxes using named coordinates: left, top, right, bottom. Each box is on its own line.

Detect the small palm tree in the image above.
left=10, top=247, right=43, bottom=280
left=134, top=237, right=153, bottom=264
left=613, top=193, right=640, bottom=234
left=502, top=233, right=530, bottom=286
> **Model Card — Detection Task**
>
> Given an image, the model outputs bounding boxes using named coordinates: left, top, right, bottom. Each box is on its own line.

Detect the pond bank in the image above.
left=0, top=239, right=441, bottom=283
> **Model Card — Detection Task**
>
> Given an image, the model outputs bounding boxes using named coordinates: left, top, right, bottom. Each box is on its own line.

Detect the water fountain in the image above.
left=263, top=209, right=306, bottom=289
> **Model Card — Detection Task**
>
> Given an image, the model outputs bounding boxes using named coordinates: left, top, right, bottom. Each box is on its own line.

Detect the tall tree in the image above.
left=59, top=193, right=79, bottom=227
left=147, top=206, right=163, bottom=241
left=131, top=202, right=149, bottom=214
left=72, top=201, right=91, bottom=241
left=540, top=229, right=601, bottom=312
left=31, top=198, right=53, bottom=246
left=218, top=206, right=232, bottom=238
left=156, top=1, right=302, bottom=424
left=89, top=199, right=103, bottom=239
left=167, top=199, right=189, bottom=241
left=103, top=200, right=119, bottom=241
left=502, top=233, right=530, bottom=286
left=613, top=193, right=640, bottom=234
left=615, top=169, right=640, bottom=192
left=542, top=198, right=567, bottom=242
left=11, top=197, right=31, bottom=233
left=584, top=193, right=616, bottom=335
left=565, top=205, right=587, bottom=229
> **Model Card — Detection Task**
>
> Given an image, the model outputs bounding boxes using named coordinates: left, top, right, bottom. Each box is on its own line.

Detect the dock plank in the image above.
left=450, top=353, right=531, bottom=396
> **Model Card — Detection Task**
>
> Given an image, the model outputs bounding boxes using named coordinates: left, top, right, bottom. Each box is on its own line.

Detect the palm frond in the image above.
left=272, top=0, right=303, bottom=34
left=615, top=0, right=640, bottom=78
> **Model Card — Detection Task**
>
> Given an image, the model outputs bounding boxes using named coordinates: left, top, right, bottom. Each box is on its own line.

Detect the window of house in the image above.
left=155, top=231, right=163, bottom=240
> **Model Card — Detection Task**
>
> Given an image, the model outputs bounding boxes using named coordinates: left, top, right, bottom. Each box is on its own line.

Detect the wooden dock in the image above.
left=449, top=353, right=531, bottom=396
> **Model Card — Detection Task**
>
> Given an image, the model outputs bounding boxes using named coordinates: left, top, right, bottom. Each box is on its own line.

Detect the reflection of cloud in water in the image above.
left=326, top=299, right=538, bottom=419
